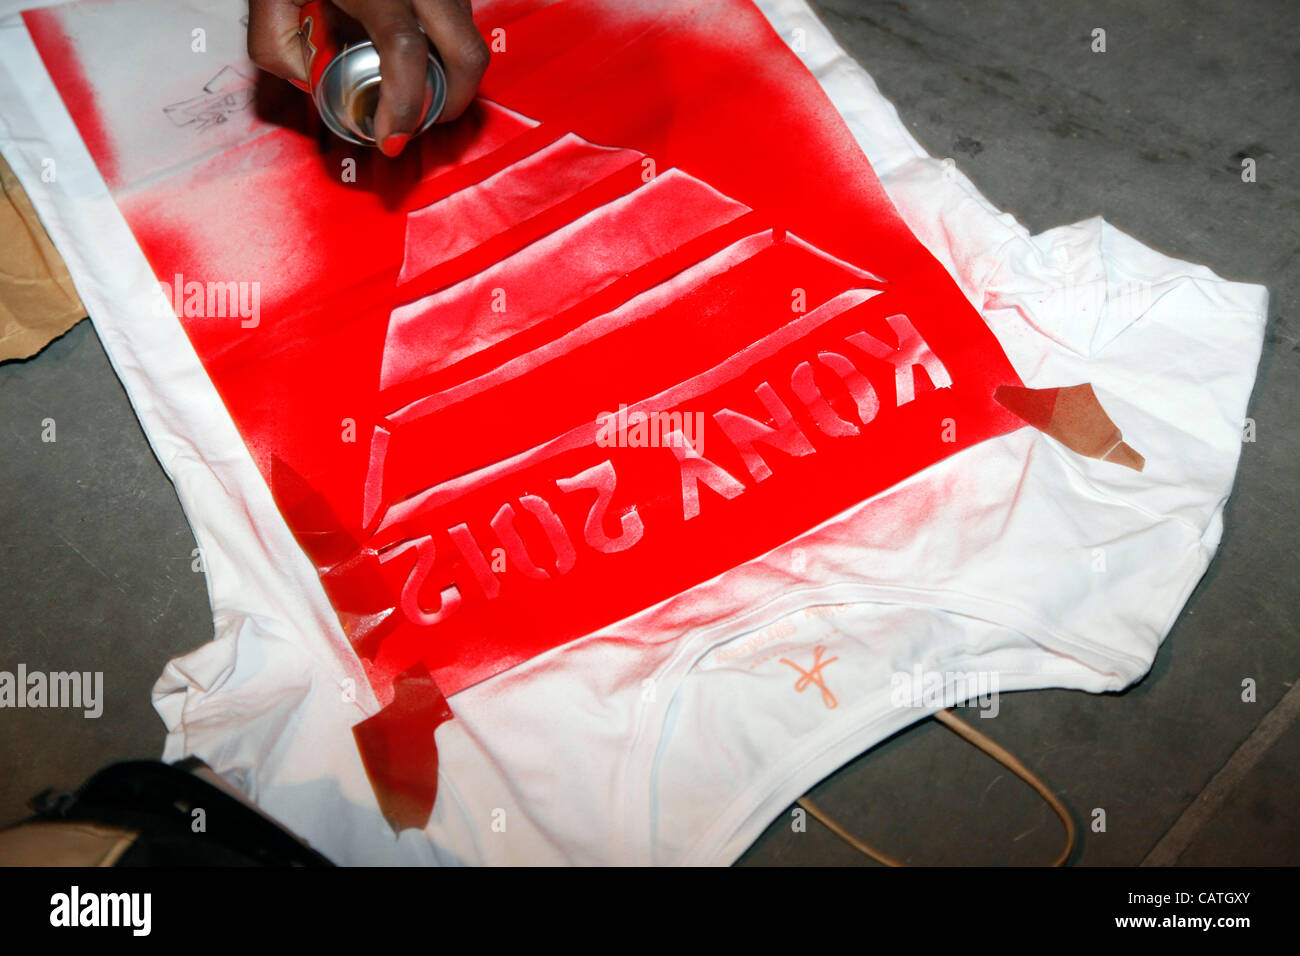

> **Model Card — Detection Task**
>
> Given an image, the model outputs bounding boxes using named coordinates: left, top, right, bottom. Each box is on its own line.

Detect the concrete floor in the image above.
left=1, top=0, right=1296, bottom=865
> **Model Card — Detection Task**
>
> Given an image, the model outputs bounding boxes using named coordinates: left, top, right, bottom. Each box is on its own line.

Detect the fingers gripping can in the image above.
left=298, top=0, right=447, bottom=146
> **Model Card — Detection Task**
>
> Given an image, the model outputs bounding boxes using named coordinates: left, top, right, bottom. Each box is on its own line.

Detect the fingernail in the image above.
left=289, top=77, right=311, bottom=93
left=379, top=133, right=410, bottom=157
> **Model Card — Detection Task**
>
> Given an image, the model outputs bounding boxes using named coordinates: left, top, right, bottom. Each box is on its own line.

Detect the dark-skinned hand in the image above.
left=247, top=0, right=489, bottom=155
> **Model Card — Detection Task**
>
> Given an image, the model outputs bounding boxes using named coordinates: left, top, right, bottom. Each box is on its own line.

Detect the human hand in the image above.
left=247, top=0, right=490, bottom=155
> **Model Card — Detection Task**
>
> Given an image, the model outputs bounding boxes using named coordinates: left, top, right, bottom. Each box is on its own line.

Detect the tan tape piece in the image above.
left=995, top=382, right=1145, bottom=472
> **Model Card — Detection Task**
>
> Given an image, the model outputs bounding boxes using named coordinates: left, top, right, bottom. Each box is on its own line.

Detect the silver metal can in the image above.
left=312, top=42, right=446, bottom=146
left=299, top=2, right=447, bottom=147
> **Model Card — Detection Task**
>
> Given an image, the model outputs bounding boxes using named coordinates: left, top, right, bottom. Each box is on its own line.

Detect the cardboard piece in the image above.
left=0, top=153, right=85, bottom=362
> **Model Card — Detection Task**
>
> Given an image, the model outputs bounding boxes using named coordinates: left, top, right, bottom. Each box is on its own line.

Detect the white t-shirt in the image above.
left=0, top=0, right=1265, bottom=864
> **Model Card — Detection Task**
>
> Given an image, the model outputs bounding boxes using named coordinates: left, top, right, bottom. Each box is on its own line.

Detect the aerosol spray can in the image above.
left=298, top=0, right=447, bottom=146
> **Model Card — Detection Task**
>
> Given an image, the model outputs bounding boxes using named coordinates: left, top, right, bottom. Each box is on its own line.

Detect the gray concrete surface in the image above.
left=1, top=0, right=1296, bottom=865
